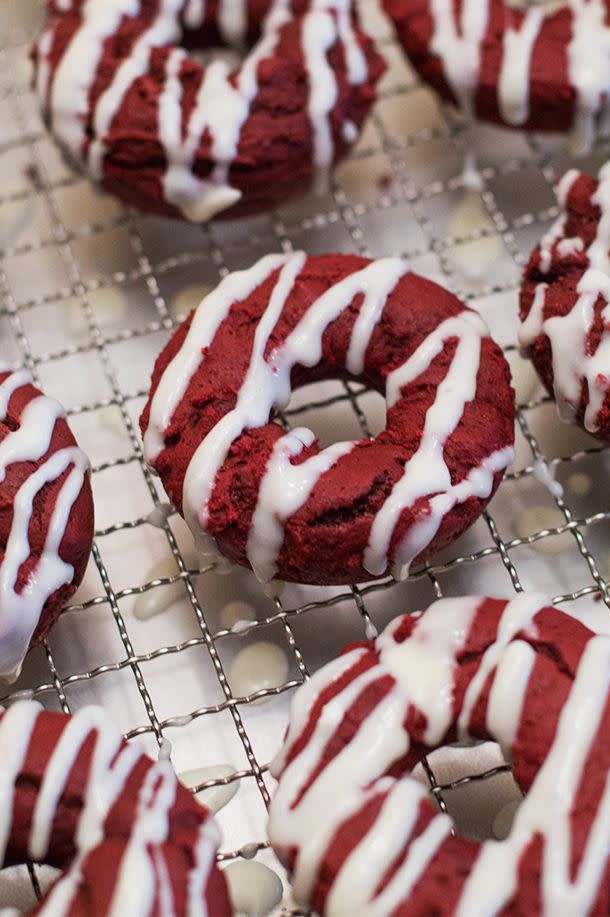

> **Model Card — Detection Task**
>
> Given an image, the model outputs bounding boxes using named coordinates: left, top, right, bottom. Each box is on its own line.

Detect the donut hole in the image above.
left=186, top=46, right=243, bottom=70
left=281, top=378, right=387, bottom=447
left=414, top=741, right=522, bottom=842
left=179, top=6, right=262, bottom=50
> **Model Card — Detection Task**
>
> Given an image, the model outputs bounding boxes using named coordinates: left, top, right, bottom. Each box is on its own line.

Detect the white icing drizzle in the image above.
left=456, top=635, right=610, bottom=917
left=144, top=254, right=293, bottom=463
left=365, top=309, right=493, bottom=580
left=538, top=170, right=581, bottom=272
left=247, top=428, right=354, bottom=583
left=0, top=370, right=90, bottom=681
left=520, top=162, right=610, bottom=433
left=498, top=7, right=545, bottom=125
left=268, top=595, right=610, bottom=915
left=567, top=0, right=610, bottom=154
left=0, top=700, right=40, bottom=864
left=428, top=0, right=610, bottom=148
left=145, top=254, right=512, bottom=583
left=456, top=591, right=542, bottom=745
left=39, top=0, right=368, bottom=221
left=0, top=702, right=221, bottom=916
left=429, top=0, right=490, bottom=113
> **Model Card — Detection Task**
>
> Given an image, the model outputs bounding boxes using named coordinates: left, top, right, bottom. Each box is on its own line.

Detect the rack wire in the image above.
left=1, top=0, right=610, bottom=912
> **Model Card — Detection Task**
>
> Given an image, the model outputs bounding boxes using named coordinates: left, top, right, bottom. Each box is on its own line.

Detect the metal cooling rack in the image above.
left=2, top=0, right=610, bottom=912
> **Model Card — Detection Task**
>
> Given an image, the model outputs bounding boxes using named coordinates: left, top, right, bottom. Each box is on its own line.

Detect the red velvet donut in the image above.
left=268, top=594, right=610, bottom=915
left=519, top=163, right=610, bottom=442
left=383, top=0, right=610, bottom=152
left=0, top=367, right=94, bottom=682
left=32, top=0, right=384, bottom=221
left=140, top=253, right=515, bottom=585
left=0, top=702, right=231, bottom=915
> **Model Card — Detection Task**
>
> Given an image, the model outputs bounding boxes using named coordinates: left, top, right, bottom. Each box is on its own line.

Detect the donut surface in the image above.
left=268, top=594, right=610, bottom=915
left=383, top=0, right=610, bottom=152
left=0, top=701, right=231, bottom=915
left=141, top=253, right=515, bottom=585
left=0, top=367, right=94, bottom=682
left=519, top=163, right=610, bottom=441
left=32, top=0, right=384, bottom=221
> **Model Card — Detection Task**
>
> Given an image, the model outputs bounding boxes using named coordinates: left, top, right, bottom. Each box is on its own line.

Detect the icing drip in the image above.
left=39, top=0, right=368, bottom=221
left=0, top=702, right=221, bottom=916
left=0, top=371, right=90, bottom=681
left=531, top=457, right=563, bottom=498
left=520, top=162, right=610, bottom=432
left=268, top=595, right=610, bottom=915
left=145, top=255, right=512, bottom=582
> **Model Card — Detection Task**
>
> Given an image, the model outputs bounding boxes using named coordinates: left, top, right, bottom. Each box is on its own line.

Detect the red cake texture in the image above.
left=0, top=368, right=94, bottom=681
left=32, top=0, right=384, bottom=221
left=0, top=702, right=232, bottom=915
left=268, top=594, right=610, bottom=915
left=141, top=253, right=515, bottom=585
left=519, top=164, right=610, bottom=442
left=383, top=0, right=610, bottom=152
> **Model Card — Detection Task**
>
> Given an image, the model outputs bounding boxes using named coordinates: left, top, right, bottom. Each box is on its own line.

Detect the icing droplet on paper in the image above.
left=171, top=283, right=212, bottom=319
left=224, top=860, right=283, bottom=917
left=567, top=471, right=592, bottom=497
left=446, top=191, right=502, bottom=281
left=513, top=505, right=571, bottom=554
left=229, top=642, right=289, bottom=702
left=179, top=763, right=239, bottom=813
left=145, top=503, right=173, bottom=528
left=493, top=799, right=522, bottom=840
left=220, top=600, right=257, bottom=632
left=133, top=552, right=198, bottom=620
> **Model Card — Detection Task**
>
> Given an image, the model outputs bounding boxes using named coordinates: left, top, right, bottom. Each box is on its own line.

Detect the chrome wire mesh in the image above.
left=1, top=0, right=610, bottom=912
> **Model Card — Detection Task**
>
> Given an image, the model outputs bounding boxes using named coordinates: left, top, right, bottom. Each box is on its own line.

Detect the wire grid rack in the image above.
left=2, top=0, right=610, bottom=912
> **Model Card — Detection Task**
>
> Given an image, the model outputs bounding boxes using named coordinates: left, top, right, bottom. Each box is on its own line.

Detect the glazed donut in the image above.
left=519, top=163, right=610, bottom=441
left=382, top=0, right=610, bottom=153
left=141, top=253, right=515, bottom=585
left=32, top=0, right=384, bottom=221
left=0, top=701, right=231, bottom=915
left=268, top=594, right=610, bottom=915
left=0, top=367, right=94, bottom=682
